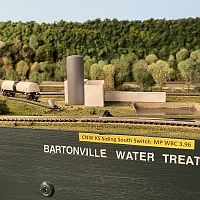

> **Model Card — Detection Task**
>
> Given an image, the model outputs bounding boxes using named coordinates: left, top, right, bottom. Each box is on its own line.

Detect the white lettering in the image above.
left=178, top=155, right=185, bottom=165
left=43, top=145, right=107, bottom=158
left=140, top=152, right=147, bottom=161
left=185, top=156, right=194, bottom=165
left=116, top=150, right=154, bottom=162
left=194, top=156, right=200, bottom=165
left=44, top=145, right=49, bottom=153
left=55, top=145, right=61, bottom=154
left=147, top=153, right=154, bottom=162
left=162, top=154, right=169, bottom=163
left=162, top=154, right=200, bottom=166
left=116, top=151, right=126, bottom=159
left=126, top=152, right=133, bottom=160
left=100, top=149, right=107, bottom=158
left=50, top=145, right=56, bottom=154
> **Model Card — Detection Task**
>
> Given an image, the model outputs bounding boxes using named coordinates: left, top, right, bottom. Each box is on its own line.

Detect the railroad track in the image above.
left=0, top=116, right=200, bottom=128
left=40, top=92, right=64, bottom=96
left=2, top=94, right=200, bottom=128
left=167, top=93, right=200, bottom=96
left=39, top=92, right=200, bottom=97
left=7, top=96, right=53, bottom=109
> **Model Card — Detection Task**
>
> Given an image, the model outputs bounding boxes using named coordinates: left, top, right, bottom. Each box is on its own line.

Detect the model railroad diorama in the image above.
left=0, top=55, right=200, bottom=132
left=1, top=18, right=200, bottom=199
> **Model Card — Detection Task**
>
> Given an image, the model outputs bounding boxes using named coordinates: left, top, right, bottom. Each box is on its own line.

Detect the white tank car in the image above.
left=1, top=80, right=40, bottom=101
left=1, top=80, right=15, bottom=97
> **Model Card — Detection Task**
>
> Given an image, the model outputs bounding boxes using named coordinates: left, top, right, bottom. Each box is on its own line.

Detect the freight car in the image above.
left=1, top=80, right=40, bottom=101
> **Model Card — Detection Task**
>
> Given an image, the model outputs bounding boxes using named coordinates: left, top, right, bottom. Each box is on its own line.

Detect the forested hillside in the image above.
left=0, top=18, right=200, bottom=89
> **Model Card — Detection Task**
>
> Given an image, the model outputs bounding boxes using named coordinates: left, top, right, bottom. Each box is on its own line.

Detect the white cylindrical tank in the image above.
left=16, top=82, right=40, bottom=93
left=1, top=80, right=15, bottom=91
left=67, top=55, right=84, bottom=105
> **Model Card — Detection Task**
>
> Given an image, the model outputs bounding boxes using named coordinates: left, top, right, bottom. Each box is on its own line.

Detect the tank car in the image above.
left=1, top=80, right=40, bottom=101
left=1, top=80, right=16, bottom=97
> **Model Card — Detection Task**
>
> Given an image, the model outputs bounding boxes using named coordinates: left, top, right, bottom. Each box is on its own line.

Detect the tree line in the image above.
left=0, top=18, right=200, bottom=90
left=85, top=49, right=200, bottom=91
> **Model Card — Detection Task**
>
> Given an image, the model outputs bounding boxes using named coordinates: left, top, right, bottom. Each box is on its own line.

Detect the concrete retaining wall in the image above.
left=105, top=91, right=166, bottom=102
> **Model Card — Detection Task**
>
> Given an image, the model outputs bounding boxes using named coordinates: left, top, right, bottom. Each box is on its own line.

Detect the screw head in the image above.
left=40, top=181, right=54, bottom=197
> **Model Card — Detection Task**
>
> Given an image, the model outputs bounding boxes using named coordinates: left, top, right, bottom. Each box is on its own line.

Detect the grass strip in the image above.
left=1, top=121, right=200, bottom=139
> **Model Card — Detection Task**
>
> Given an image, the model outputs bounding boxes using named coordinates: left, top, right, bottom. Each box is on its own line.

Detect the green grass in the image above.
left=0, top=95, right=200, bottom=140
left=7, top=101, right=47, bottom=115
left=57, top=101, right=135, bottom=117
left=1, top=96, right=135, bottom=117
left=2, top=95, right=200, bottom=118
left=167, top=96, right=200, bottom=103
left=2, top=121, right=200, bottom=139
left=1, top=96, right=48, bottom=116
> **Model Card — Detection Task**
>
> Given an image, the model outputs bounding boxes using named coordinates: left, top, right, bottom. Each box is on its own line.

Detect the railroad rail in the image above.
left=39, top=92, right=200, bottom=97
left=40, top=92, right=200, bottom=97
left=40, top=92, right=64, bottom=96
left=0, top=116, right=200, bottom=128
left=7, top=96, right=53, bottom=109
left=167, top=93, right=200, bottom=96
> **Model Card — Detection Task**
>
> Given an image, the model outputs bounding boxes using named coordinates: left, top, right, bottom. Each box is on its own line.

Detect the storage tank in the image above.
left=1, top=80, right=15, bottom=92
left=67, top=55, right=84, bottom=105
left=16, top=82, right=40, bottom=94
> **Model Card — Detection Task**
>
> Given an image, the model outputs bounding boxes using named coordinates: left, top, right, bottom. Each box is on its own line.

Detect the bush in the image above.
left=176, top=48, right=189, bottom=63
left=16, top=60, right=29, bottom=80
left=145, top=54, right=158, bottom=65
left=134, top=66, right=155, bottom=91
left=0, top=99, right=9, bottom=114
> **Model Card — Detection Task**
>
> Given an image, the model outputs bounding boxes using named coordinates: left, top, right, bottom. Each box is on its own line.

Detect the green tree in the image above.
left=176, top=48, right=189, bottom=63
left=103, top=64, right=116, bottom=90
left=0, top=41, right=6, bottom=49
left=10, top=37, right=23, bottom=63
left=193, top=60, right=200, bottom=87
left=132, top=59, right=148, bottom=81
left=84, top=56, right=96, bottom=79
left=148, top=60, right=173, bottom=89
left=22, top=44, right=34, bottom=62
left=1, top=57, right=14, bottom=79
left=145, top=53, right=158, bottom=65
left=54, top=59, right=66, bottom=81
left=177, top=58, right=195, bottom=90
left=90, top=63, right=99, bottom=80
left=37, top=61, right=55, bottom=81
left=90, top=60, right=106, bottom=80
left=29, top=34, right=39, bottom=51
left=1, top=18, right=200, bottom=82
left=29, top=62, right=41, bottom=83
left=190, top=49, right=200, bottom=61
left=113, top=53, right=137, bottom=86
left=133, top=66, right=155, bottom=91
left=35, top=45, right=52, bottom=62
left=168, top=55, right=178, bottom=80
left=16, top=60, right=29, bottom=80
left=5, top=70, right=18, bottom=80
